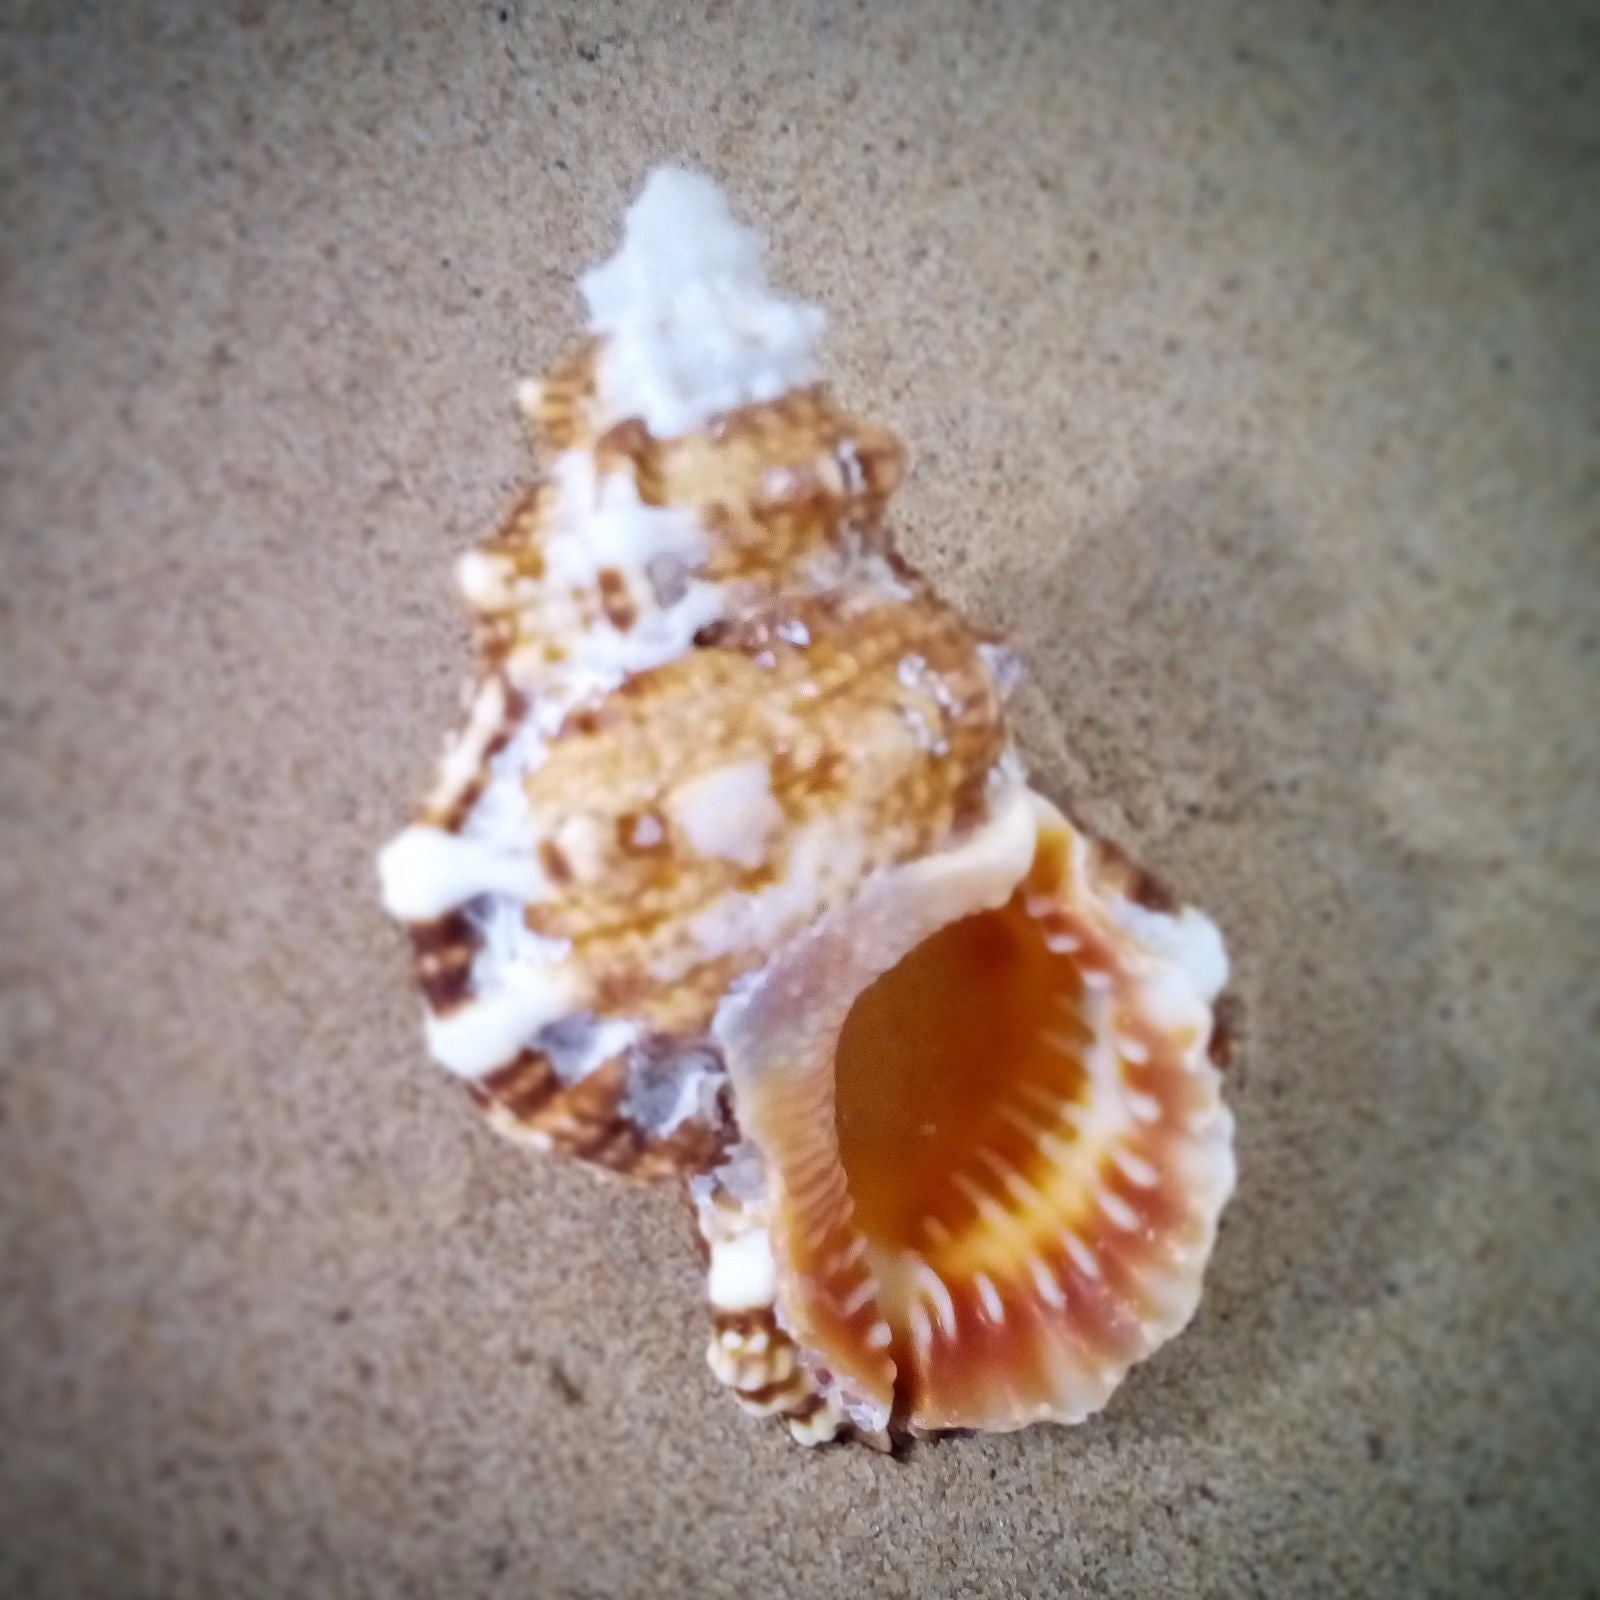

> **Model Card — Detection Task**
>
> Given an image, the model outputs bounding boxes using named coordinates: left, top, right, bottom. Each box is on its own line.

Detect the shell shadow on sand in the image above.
left=981, top=467, right=1484, bottom=1440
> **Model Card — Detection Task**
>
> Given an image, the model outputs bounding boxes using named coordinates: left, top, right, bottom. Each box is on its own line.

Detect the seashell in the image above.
left=378, top=166, right=1235, bottom=1442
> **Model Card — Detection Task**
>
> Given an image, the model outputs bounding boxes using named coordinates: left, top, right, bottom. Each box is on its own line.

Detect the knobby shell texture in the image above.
left=378, top=168, right=1235, bottom=1443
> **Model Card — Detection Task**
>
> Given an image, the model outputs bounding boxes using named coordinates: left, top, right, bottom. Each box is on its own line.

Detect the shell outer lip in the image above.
left=711, top=788, right=1236, bottom=1436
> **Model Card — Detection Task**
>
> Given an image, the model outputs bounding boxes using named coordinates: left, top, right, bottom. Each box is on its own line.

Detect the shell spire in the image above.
left=378, top=166, right=1235, bottom=1443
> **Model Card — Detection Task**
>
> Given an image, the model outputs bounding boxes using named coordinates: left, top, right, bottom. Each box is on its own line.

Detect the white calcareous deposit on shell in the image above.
left=377, top=166, right=1236, bottom=1447
left=666, top=759, right=783, bottom=869
left=580, top=166, right=827, bottom=439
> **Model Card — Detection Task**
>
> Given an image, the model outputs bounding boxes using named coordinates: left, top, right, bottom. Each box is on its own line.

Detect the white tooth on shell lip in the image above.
left=1031, top=1256, right=1067, bottom=1310
left=1126, top=1090, right=1163, bottom=1123
left=1115, top=1150, right=1160, bottom=1188
left=974, top=1273, right=1005, bottom=1323
left=1064, top=1232, right=1102, bottom=1281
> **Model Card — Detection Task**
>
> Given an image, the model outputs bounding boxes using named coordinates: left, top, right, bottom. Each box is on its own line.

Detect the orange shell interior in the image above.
left=738, top=806, right=1231, bottom=1434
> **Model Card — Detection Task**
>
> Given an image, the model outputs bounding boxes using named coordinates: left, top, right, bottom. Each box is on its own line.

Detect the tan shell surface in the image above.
left=387, top=336, right=1012, bottom=1178
left=528, top=343, right=905, bottom=565
left=460, top=348, right=907, bottom=697
left=513, top=587, right=1005, bottom=1037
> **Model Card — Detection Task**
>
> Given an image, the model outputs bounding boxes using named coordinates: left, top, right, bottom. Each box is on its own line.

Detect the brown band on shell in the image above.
left=782, top=1392, right=827, bottom=1423
left=705, top=1308, right=766, bottom=1339
left=596, top=567, right=638, bottom=631
left=477, top=1049, right=562, bottom=1119
left=471, top=1051, right=731, bottom=1180
left=631, top=1118, right=731, bottom=1179
left=1087, top=834, right=1179, bottom=914
left=409, top=912, right=477, bottom=1013
left=425, top=679, right=529, bottom=835
left=593, top=417, right=664, bottom=503
left=487, top=483, right=555, bottom=569
left=708, top=1304, right=844, bottom=1436
left=537, top=839, right=574, bottom=885
left=528, top=341, right=599, bottom=454
left=1208, top=992, right=1241, bottom=1070
left=471, top=614, right=521, bottom=665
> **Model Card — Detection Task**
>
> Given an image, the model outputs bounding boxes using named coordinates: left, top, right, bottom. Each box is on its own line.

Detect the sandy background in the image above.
left=3, top=2, right=1597, bottom=1595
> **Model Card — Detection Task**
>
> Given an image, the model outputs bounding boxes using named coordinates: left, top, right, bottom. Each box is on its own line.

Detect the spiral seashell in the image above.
left=377, top=166, right=1235, bottom=1442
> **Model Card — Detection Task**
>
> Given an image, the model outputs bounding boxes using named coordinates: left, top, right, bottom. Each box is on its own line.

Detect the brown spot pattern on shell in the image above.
left=511, top=591, right=1004, bottom=1037
left=470, top=1054, right=728, bottom=1179
left=520, top=338, right=601, bottom=454
left=387, top=336, right=1011, bottom=1178
left=530, top=343, right=904, bottom=568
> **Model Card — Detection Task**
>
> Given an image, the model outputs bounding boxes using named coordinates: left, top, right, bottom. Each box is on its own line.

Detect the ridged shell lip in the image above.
left=715, top=790, right=1235, bottom=1434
